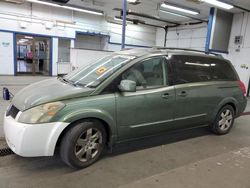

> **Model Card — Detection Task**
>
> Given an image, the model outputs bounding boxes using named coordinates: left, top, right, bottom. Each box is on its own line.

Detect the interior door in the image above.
left=115, top=56, right=176, bottom=141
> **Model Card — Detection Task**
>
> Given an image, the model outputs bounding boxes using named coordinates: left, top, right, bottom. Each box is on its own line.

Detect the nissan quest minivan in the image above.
left=4, top=48, right=247, bottom=168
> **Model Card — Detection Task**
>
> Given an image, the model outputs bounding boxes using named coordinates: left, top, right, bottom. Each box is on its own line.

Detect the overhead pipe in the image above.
left=127, top=10, right=179, bottom=26
left=114, top=8, right=179, bottom=26
left=233, top=4, right=250, bottom=12
left=218, top=1, right=250, bottom=12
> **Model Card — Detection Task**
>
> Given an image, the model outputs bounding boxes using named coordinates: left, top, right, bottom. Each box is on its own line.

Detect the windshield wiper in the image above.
left=60, top=77, right=94, bottom=88
left=60, top=77, right=78, bottom=87
left=74, top=83, right=87, bottom=88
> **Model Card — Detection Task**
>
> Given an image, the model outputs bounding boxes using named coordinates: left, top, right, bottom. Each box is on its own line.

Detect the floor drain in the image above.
left=0, top=147, right=13, bottom=157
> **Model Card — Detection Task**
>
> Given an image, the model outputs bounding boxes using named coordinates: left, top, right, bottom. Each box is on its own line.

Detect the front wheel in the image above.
left=60, top=120, right=107, bottom=169
left=210, top=105, right=235, bottom=135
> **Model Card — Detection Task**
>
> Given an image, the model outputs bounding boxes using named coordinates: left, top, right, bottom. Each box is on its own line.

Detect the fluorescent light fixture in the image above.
left=127, top=0, right=137, bottom=2
left=161, top=3, right=199, bottom=15
left=127, top=0, right=141, bottom=5
left=26, top=0, right=104, bottom=16
left=200, top=0, right=233, bottom=10
left=19, top=39, right=29, bottom=43
left=114, top=17, right=133, bottom=24
left=24, top=36, right=33, bottom=39
left=159, top=9, right=188, bottom=18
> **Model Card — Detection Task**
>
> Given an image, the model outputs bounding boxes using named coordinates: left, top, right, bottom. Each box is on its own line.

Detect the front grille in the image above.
left=6, top=105, right=20, bottom=119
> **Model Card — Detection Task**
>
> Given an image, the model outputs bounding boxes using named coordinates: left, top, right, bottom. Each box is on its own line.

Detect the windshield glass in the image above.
left=63, top=54, right=134, bottom=88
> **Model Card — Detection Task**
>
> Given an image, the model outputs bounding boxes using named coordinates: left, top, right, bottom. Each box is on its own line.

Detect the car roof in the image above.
left=115, top=47, right=224, bottom=61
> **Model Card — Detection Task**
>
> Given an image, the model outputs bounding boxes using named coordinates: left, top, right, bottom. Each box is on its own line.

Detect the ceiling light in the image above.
left=24, top=36, right=33, bottom=39
left=4, top=0, right=25, bottom=4
left=200, top=0, right=233, bottom=10
left=19, top=39, right=29, bottom=42
left=26, top=0, right=104, bottom=16
left=127, top=0, right=137, bottom=3
left=159, top=10, right=188, bottom=18
left=127, top=0, right=141, bottom=4
left=161, top=2, right=200, bottom=15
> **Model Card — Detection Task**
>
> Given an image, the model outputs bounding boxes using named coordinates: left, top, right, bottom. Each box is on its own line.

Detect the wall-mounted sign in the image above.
left=1, top=42, right=10, bottom=47
left=240, top=64, right=249, bottom=69
left=234, top=36, right=243, bottom=45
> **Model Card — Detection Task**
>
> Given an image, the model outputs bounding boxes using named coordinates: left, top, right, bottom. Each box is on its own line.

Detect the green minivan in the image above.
left=4, top=48, right=247, bottom=168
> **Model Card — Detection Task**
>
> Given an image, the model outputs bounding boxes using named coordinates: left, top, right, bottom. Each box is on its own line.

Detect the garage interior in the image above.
left=0, top=0, right=250, bottom=187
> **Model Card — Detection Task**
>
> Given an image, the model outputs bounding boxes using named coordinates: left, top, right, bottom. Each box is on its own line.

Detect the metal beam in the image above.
left=121, top=0, right=127, bottom=49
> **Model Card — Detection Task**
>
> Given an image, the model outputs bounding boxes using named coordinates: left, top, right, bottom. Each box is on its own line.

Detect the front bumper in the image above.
left=4, top=115, right=69, bottom=157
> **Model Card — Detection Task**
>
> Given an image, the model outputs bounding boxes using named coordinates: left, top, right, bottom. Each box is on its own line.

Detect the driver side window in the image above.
left=121, top=56, right=167, bottom=90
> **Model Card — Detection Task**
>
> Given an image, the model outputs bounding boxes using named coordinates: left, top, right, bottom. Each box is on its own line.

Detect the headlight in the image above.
left=18, top=102, right=65, bottom=124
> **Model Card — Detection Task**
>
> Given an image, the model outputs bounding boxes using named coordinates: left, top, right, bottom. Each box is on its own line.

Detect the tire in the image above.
left=210, top=105, right=235, bottom=135
left=60, top=120, right=107, bottom=169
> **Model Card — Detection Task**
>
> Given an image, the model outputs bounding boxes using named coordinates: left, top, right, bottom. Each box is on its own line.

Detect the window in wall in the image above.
left=75, top=34, right=109, bottom=51
left=58, top=38, right=70, bottom=62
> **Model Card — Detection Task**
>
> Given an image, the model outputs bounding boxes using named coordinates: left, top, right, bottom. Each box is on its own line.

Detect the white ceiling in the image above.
left=68, top=0, right=250, bottom=25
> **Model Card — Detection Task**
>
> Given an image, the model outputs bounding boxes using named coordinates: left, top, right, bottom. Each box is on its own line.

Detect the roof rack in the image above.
left=154, top=47, right=223, bottom=58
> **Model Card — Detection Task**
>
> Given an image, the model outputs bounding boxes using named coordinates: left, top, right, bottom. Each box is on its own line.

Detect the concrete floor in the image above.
left=0, top=76, right=250, bottom=188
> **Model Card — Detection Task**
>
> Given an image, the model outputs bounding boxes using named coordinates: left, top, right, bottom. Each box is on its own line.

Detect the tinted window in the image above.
left=170, top=55, right=238, bottom=84
left=210, top=59, right=238, bottom=81
left=121, top=57, right=167, bottom=90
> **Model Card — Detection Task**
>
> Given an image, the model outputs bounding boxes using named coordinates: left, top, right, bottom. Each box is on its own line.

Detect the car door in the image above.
left=115, top=56, right=176, bottom=141
left=170, top=55, right=221, bottom=128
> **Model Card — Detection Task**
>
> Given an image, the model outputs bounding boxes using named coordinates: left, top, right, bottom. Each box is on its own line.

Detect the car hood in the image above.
left=12, top=78, right=95, bottom=111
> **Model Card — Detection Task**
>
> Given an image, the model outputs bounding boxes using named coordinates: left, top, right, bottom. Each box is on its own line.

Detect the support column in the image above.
left=121, top=0, right=127, bottom=49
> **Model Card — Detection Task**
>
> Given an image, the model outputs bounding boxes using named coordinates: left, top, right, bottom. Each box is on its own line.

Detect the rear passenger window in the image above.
left=170, top=55, right=238, bottom=84
left=210, top=59, right=238, bottom=81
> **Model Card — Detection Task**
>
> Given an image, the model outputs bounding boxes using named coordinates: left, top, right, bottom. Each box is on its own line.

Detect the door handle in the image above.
left=178, top=91, right=187, bottom=97
left=162, top=93, right=170, bottom=99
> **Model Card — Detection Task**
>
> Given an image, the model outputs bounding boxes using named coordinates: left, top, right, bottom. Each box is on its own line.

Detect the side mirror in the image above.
left=119, top=80, right=136, bottom=92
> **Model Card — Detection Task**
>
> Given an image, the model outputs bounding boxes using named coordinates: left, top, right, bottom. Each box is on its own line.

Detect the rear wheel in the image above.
left=60, top=120, right=107, bottom=168
left=210, top=105, right=235, bottom=135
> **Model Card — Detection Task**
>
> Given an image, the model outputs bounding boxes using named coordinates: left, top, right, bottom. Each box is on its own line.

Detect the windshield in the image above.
left=63, top=54, right=134, bottom=88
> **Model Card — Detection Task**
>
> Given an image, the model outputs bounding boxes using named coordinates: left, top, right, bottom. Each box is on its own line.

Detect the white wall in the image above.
left=0, top=1, right=156, bottom=76
left=0, top=32, right=14, bottom=75
left=156, top=23, right=208, bottom=51
left=225, top=12, right=250, bottom=90
left=70, top=48, right=112, bottom=69
left=0, top=2, right=156, bottom=46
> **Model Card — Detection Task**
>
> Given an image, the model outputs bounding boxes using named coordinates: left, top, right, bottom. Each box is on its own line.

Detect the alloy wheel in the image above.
left=74, top=128, right=102, bottom=162
left=218, top=109, right=233, bottom=131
